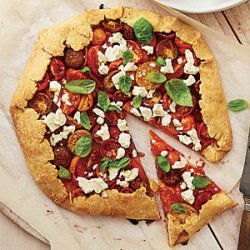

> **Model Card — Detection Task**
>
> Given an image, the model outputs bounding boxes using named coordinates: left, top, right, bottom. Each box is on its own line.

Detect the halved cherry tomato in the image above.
left=87, top=46, right=102, bottom=77
left=101, top=19, right=123, bottom=32
left=171, top=96, right=196, bottom=119
left=75, top=158, right=88, bottom=177
left=113, top=90, right=131, bottom=103
left=123, top=23, right=135, bottom=40
left=166, top=56, right=186, bottom=79
left=109, top=126, right=120, bottom=139
left=65, top=68, right=86, bottom=82
left=67, top=130, right=90, bottom=153
left=181, top=115, right=196, bottom=133
left=136, top=61, right=161, bottom=90
left=105, top=110, right=119, bottom=126
left=156, top=39, right=178, bottom=60
left=53, top=146, right=72, bottom=167
left=175, top=37, right=192, bottom=50
left=198, top=122, right=211, bottom=140
left=167, top=150, right=181, bottom=166
left=122, top=101, right=132, bottom=113
left=156, top=32, right=175, bottom=40
left=50, top=58, right=65, bottom=81
left=92, top=28, right=106, bottom=45
left=109, top=60, right=123, bottom=71
left=36, top=72, right=49, bottom=91
left=64, top=48, right=84, bottom=69
left=60, top=89, right=81, bottom=115
left=130, top=158, right=148, bottom=184
left=77, top=94, right=94, bottom=112
left=28, top=93, right=52, bottom=115
left=100, top=139, right=120, bottom=160
left=103, top=70, right=118, bottom=93
left=141, top=50, right=149, bottom=63
left=127, top=40, right=144, bottom=63
left=69, top=156, right=81, bottom=174
left=142, top=91, right=162, bottom=108
left=193, top=191, right=213, bottom=211
left=162, top=93, right=171, bottom=110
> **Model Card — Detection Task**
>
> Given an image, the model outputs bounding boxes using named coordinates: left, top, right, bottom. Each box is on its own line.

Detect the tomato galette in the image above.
left=10, top=6, right=231, bottom=221
left=149, top=130, right=236, bottom=246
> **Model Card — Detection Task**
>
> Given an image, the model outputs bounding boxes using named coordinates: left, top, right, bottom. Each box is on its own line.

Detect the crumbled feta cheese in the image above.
left=109, top=168, right=119, bottom=180
left=120, top=168, right=139, bottom=182
left=77, top=177, right=108, bottom=194
left=116, top=147, right=126, bottom=160
left=74, top=111, right=81, bottom=124
left=130, top=74, right=135, bottom=80
left=93, top=108, right=105, bottom=118
left=43, top=109, right=66, bottom=132
left=150, top=62, right=156, bottom=68
left=184, top=75, right=196, bottom=86
left=177, top=57, right=183, bottom=64
left=139, top=106, right=152, bottom=121
left=61, top=92, right=72, bottom=106
left=96, top=117, right=104, bottom=125
left=184, top=50, right=199, bottom=75
left=120, top=62, right=138, bottom=72
left=98, top=51, right=107, bottom=63
left=102, top=43, right=108, bottom=49
left=187, top=129, right=202, bottom=151
left=182, top=171, right=195, bottom=190
left=111, top=70, right=126, bottom=88
left=161, top=114, right=172, bottom=126
left=169, top=101, right=176, bottom=113
left=160, top=59, right=174, bottom=74
left=116, top=179, right=129, bottom=188
left=173, top=118, right=183, bottom=131
left=93, top=164, right=98, bottom=170
left=108, top=32, right=127, bottom=47
left=152, top=104, right=167, bottom=117
left=180, top=182, right=187, bottom=190
left=190, top=168, right=195, bottom=173
left=130, top=108, right=141, bottom=117
left=178, top=134, right=192, bottom=145
left=117, top=119, right=129, bottom=132
left=49, top=81, right=62, bottom=106
left=196, top=159, right=204, bottom=168
left=181, top=189, right=195, bottom=205
left=146, top=90, right=155, bottom=99
left=141, top=45, right=154, bottom=55
left=50, top=125, right=75, bottom=146
left=96, top=123, right=110, bottom=141
left=160, top=150, right=168, bottom=157
left=98, top=63, right=109, bottom=75
left=132, top=86, right=148, bottom=97
left=151, top=139, right=156, bottom=144
left=132, top=149, right=138, bottom=157
left=110, top=101, right=124, bottom=109
left=172, top=156, right=187, bottom=169
left=118, top=133, right=131, bottom=148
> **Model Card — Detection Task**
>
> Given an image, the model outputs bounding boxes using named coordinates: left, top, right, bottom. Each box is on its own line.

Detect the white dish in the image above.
left=154, top=0, right=247, bottom=13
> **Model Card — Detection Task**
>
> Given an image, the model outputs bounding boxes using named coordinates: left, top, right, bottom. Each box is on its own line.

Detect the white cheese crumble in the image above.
left=74, top=111, right=81, bottom=124
left=130, top=108, right=141, bottom=117
left=184, top=75, right=196, bottom=86
left=178, top=134, right=192, bottom=145
left=77, top=177, right=108, bottom=194
left=98, top=62, right=109, bottom=75
left=118, top=133, right=131, bottom=148
left=182, top=171, right=195, bottom=190
left=169, top=101, right=176, bottom=113
left=132, top=86, right=148, bottom=97
left=180, top=182, right=187, bottom=190
left=61, top=92, right=72, bottom=106
left=184, top=50, right=199, bottom=75
left=132, top=149, right=138, bottom=157
left=111, top=70, right=125, bottom=89
left=116, top=179, right=129, bottom=188
left=141, top=45, right=154, bottom=55
left=177, top=57, right=183, bottom=64
left=98, top=51, right=107, bottom=63
left=139, top=106, right=152, bottom=121
left=50, top=125, right=75, bottom=146
left=43, top=108, right=66, bottom=132
left=110, top=101, right=124, bottom=110
left=96, top=117, right=104, bottom=125
left=49, top=81, right=61, bottom=106
left=120, top=168, right=139, bottom=182
left=146, top=90, right=155, bottom=99
left=92, top=108, right=105, bottom=118
left=172, top=156, right=187, bottom=169
left=160, top=150, right=168, bottom=157
left=181, top=189, right=195, bottom=205
left=160, top=59, right=174, bottom=74
left=152, top=104, right=167, bottom=117
left=117, top=119, right=129, bottom=132
left=116, top=147, right=126, bottom=160
left=120, top=62, right=138, bottom=72
left=187, top=128, right=202, bottom=151
left=96, top=123, right=110, bottom=141
left=161, top=114, right=172, bottom=126
left=173, top=118, right=183, bottom=131
left=108, top=168, right=119, bottom=180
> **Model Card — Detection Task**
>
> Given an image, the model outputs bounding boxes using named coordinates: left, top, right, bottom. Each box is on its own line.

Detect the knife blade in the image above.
left=238, top=127, right=250, bottom=250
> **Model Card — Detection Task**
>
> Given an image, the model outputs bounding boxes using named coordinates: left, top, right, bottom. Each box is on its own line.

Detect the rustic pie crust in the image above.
left=10, top=6, right=232, bottom=226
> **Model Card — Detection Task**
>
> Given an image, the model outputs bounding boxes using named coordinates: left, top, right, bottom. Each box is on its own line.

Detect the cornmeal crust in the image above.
left=10, top=6, right=231, bottom=218
left=166, top=192, right=236, bottom=246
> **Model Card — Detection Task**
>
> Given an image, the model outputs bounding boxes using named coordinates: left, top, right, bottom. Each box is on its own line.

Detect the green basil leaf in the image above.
left=192, top=176, right=211, bottom=189
left=132, top=95, right=142, bottom=109
left=100, top=157, right=130, bottom=173
left=80, top=112, right=91, bottom=130
left=146, top=72, right=167, bottom=83
left=98, top=90, right=110, bottom=112
left=228, top=99, right=248, bottom=112
left=58, top=166, right=71, bottom=180
left=170, top=203, right=186, bottom=214
left=65, top=79, right=96, bottom=94
left=157, top=156, right=170, bottom=173
left=165, top=79, right=193, bottom=107
left=123, top=50, right=134, bottom=65
left=117, top=157, right=130, bottom=169
left=75, top=135, right=92, bottom=158
left=119, top=75, right=132, bottom=95
left=133, top=17, right=153, bottom=44
left=81, top=66, right=91, bottom=73
left=156, top=56, right=166, bottom=66
left=108, top=105, right=121, bottom=113
left=100, top=158, right=110, bottom=173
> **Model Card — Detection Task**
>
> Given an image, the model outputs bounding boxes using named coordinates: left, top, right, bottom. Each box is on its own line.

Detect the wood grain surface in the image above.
left=1, top=1, right=249, bottom=249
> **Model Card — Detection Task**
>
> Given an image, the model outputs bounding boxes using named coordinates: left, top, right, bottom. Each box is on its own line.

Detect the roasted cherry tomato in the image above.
left=50, top=58, right=65, bottom=81
left=53, top=146, right=72, bottom=167
left=198, top=122, right=210, bottom=140
left=136, top=61, right=161, bottom=90
left=130, top=158, right=148, bottom=184
left=87, top=46, right=103, bottom=77
left=65, top=68, right=86, bottom=82
left=127, top=40, right=144, bottom=63
left=167, top=150, right=181, bottom=166
left=75, top=157, right=88, bottom=177
left=69, top=156, right=81, bottom=175
left=123, top=23, right=135, bottom=40
left=28, top=93, right=52, bottom=115
left=193, top=191, right=213, bottom=211
left=64, top=48, right=84, bottom=69
left=166, top=56, right=186, bottom=79
left=77, top=94, right=94, bottom=112
left=162, top=93, right=171, bottom=110
left=142, top=91, right=162, bottom=108
left=100, top=139, right=120, bottom=160
left=36, top=72, right=49, bottom=91
left=175, top=37, right=192, bottom=50
left=105, top=110, right=119, bottom=126
left=60, top=89, right=81, bottom=115
left=103, top=70, right=118, bottom=93
left=109, top=126, right=120, bottom=139
left=67, top=130, right=90, bottom=153
left=159, top=169, right=183, bottom=187
left=92, top=28, right=107, bottom=45
left=156, top=32, right=175, bottom=40
left=156, top=39, right=178, bottom=60
left=113, top=90, right=131, bottom=103
left=101, top=19, right=123, bottom=32
left=109, top=60, right=123, bottom=71
left=181, top=115, right=196, bottom=133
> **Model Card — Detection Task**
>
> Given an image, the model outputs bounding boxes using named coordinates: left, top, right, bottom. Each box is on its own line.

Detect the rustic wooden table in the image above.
left=0, top=1, right=249, bottom=249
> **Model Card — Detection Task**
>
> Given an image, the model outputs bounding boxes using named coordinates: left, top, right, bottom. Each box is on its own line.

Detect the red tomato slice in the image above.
left=100, top=139, right=120, bottom=160
left=162, top=93, right=171, bottom=110
left=109, top=60, right=123, bottom=71
left=28, top=93, right=52, bottom=115
left=87, top=46, right=102, bottom=77
left=50, top=58, right=65, bottom=81
left=109, top=126, right=120, bottom=139
left=193, top=191, right=213, bottom=211
left=60, top=89, right=81, bottom=115
left=77, top=94, right=94, bottom=112
left=69, top=156, right=81, bottom=175
left=105, top=110, right=119, bottom=126
left=36, top=72, right=50, bottom=91
left=65, top=68, right=86, bottom=82
left=127, top=40, right=143, bottom=63
left=123, top=23, right=136, bottom=40
left=156, top=39, right=178, bottom=60
left=92, top=28, right=106, bottom=45
left=181, top=115, right=196, bottom=133
left=130, top=158, right=148, bottom=184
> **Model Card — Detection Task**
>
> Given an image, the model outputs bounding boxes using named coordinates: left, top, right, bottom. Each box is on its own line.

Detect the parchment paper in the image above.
left=0, top=0, right=250, bottom=249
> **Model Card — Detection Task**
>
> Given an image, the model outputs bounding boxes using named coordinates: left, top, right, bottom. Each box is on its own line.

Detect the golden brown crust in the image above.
left=10, top=6, right=231, bottom=219
left=167, top=192, right=237, bottom=246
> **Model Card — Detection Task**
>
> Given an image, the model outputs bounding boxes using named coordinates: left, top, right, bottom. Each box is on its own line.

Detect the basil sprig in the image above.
left=75, top=135, right=92, bottom=158
left=146, top=72, right=166, bottom=83
left=170, top=203, right=186, bottom=214
left=98, top=90, right=110, bottom=112
left=119, top=75, right=132, bottom=95
left=133, top=17, right=153, bottom=44
left=123, top=50, right=134, bottom=65
left=65, top=79, right=96, bottom=94
left=156, top=56, right=166, bottom=66
left=228, top=99, right=248, bottom=112
left=165, top=78, right=193, bottom=107
left=192, top=176, right=211, bottom=189
left=132, top=95, right=142, bottom=109
left=80, top=112, right=91, bottom=130
left=58, top=166, right=71, bottom=179
left=157, top=156, right=170, bottom=173
left=100, top=157, right=130, bottom=173
left=108, top=105, right=121, bottom=113
left=81, top=66, right=91, bottom=73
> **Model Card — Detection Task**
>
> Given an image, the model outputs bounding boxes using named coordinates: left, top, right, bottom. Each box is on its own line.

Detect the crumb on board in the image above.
left=74, top=224, right=87, bottom=233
